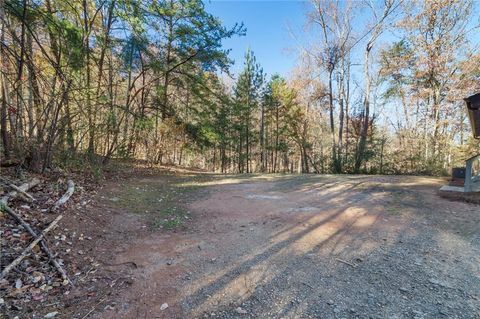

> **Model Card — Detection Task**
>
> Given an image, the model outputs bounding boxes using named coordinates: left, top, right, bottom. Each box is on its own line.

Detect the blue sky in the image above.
left=205, top=0, right=480, bottom=87
left=205, top=0, right=310, bottom=78
left=205, top=0, right=480, bottom=131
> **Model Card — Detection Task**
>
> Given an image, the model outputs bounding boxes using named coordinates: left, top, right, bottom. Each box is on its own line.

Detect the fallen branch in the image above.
left=335, top=258, right=357, bottom=268
left=0, top=177, right=35, bottom=203
left=0, top=178, right=41, bottom=204
left=0, top=203, right=73, bottom=285
left=8, top=183, right=35, bottom=202
left=52, top=180, right=75, bottom=211
left=1, top=215, right=62, bottom=279
left=302, top=282, right=314, bottom=289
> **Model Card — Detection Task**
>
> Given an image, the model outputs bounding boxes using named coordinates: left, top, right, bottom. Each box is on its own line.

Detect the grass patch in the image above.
left=106, top=174, right=211, bottom=231
left=386, top=206, right=401, bottom=214
left=150, top=207, right=188, bottom=230
left=116, top=186, right=162, bottom=214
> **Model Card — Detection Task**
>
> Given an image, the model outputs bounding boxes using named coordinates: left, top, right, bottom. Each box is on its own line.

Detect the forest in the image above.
left=1, top=0, right=479, bottom=176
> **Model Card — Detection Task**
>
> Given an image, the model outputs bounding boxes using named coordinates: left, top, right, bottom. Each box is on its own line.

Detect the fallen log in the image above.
left=0, top=177, right=35, bottom=202
left=1, top=215, right=62, bottom=279
left=0, top=178, right=40, bottom=204
left=52, top=180, right=75, bottom=211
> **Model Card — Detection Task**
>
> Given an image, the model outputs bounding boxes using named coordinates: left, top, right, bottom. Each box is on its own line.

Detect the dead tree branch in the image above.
left=0, top=178, right=40, bottom=204
left=0, top=179, right=73, bottom=284
left=1, top=215, right=62, bottom=279
left=0, top=203, right=73, bottom=284
left=0, top=177, right=35, bottom=202
left=52, top=180, right=75, bottom=211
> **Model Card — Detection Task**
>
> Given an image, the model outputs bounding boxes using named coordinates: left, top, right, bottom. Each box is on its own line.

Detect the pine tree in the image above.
left=234, top=49, right=264, bottom=173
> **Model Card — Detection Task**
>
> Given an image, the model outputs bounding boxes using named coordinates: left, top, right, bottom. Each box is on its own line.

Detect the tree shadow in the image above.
left=178, top=175, right=480, bottom=318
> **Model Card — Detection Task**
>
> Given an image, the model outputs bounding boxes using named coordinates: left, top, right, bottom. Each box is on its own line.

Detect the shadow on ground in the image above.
left=96, top=173, right=480, bottom=319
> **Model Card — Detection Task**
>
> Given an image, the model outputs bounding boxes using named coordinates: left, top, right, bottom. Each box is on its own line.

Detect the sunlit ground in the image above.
left=104, top=173, right=479, bottom=318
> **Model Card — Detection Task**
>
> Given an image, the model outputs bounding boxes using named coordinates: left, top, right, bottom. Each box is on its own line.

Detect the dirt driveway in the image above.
left=89, top=173, right=479, bottom=319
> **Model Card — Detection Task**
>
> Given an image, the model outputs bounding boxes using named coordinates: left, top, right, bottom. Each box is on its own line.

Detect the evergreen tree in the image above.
left=234, top=49, right=264, bottom=173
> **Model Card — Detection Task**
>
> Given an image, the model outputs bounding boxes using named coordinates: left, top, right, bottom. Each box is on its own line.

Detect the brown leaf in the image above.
left=32, top=245, right=41, bottom=253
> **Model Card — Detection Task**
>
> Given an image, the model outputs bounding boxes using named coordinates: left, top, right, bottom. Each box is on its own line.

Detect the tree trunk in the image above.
left=0, top=0, right=9, bottom=159
left=354, top=42, right=372, bottom=173
left=83, top=0, right=95, bottom=158
left=327, top=69, right=338, bottom=172
left=260, top=101, right=266, bottom=172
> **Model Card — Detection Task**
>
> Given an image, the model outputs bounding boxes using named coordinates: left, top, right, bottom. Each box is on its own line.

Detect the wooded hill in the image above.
left=1, top=0, right=479, bottom=175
